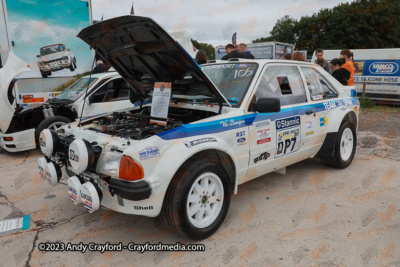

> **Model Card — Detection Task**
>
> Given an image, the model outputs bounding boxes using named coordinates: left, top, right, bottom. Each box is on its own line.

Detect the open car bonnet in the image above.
left=77, top=15, right=229, bottom=105
left=0, top=52, right=31, bottom=133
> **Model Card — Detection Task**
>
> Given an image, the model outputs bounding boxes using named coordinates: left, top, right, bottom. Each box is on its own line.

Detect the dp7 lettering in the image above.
left=275, top=116, right=301, bottom=158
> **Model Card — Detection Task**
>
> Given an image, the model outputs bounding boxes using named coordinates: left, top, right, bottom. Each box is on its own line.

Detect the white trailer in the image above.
left=312, top=49, right=400, bottom=104
left=215, top=41, right=294, bottom=60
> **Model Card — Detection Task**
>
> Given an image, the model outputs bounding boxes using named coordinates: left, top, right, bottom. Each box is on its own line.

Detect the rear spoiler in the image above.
left=343, top=86, right=357, bottom=97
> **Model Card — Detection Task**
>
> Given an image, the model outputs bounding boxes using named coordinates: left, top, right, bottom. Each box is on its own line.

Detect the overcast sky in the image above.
left=92, top=0, right=355, bottom=46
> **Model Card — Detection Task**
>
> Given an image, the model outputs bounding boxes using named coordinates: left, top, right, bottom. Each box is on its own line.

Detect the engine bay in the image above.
left=86, top=106, right=217, bottom=140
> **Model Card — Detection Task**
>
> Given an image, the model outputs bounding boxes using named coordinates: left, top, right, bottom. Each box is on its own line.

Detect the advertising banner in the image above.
left=6, top=0, right=93, bottom=79
left=275, top=43, right=293, bottom=60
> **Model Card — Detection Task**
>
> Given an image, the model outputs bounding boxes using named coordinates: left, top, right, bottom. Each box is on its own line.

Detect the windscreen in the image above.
left=56, top=78, right=97, bottom=101
left=202, top=63, right=258, bottom=106
left=40, top=44, right=66, bottom=56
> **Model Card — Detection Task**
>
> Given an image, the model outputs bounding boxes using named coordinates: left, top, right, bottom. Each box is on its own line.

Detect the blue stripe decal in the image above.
left=22, top=215, right=30, bottom=230
left=157, top=98, right=358, bottom=140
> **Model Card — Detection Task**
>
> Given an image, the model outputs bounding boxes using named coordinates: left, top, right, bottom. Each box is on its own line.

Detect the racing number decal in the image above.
left=275, top=116, right=301, bottom=158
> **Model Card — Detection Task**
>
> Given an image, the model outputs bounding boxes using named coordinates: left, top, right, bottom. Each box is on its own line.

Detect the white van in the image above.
left=311, top=49, right=400, bottom=104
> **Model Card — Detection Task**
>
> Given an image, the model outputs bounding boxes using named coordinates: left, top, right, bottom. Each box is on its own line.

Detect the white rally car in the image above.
left=0, top=64, right=135, bottom=152
left=37, top=16, right=359, bottom=240
left=37, top=43, right=77, bottom=78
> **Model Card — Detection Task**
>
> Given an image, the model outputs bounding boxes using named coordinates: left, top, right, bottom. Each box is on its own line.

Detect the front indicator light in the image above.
left=119, top=155, right=144, bottom=181
left=4, top=137, right=13, bottom=141
left=354, top=107, right=358, bottom=114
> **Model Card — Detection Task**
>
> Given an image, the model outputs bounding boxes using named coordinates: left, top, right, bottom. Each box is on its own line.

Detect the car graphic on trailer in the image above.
left=37, top=43, right=77, bottom=78
left=36, top=15, right=360, bottom=240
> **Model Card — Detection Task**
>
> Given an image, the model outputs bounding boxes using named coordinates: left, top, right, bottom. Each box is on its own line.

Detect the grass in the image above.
left=53, top=71, right=92, bottom=92
left=359, top=97, right=400, bottom=113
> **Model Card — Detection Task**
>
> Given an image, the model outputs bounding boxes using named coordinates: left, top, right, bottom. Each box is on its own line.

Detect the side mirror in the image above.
left=37, top=55, right=40, bottom=58
left=87, top=95, right=93, bottom=104
left=254, top=97, right=280, bottom=113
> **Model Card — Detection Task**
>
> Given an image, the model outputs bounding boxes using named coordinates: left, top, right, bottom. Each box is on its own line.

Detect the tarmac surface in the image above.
left=0, top=110, right=399, bottom=267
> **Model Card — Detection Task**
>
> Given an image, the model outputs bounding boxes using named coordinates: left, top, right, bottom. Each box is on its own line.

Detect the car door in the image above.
left=300, top=67, right=340, bottom=149
left=245, top=64, right=311, bottom=182
left=78, top=79, right=134, bottom=121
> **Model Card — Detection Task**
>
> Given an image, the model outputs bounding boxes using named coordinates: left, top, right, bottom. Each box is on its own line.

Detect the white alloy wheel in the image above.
left=48, top=121, right=67, bottom=131
left=186, top=172, right=224, bottom=228
left=340, top=128, right=354, bottom=161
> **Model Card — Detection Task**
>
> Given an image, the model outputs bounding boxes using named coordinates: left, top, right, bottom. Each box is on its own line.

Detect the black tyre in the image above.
left=35, top=116, right=71, bottom=146
left=47, top=71, right=52, bottom=76
left=320, top=121, right=356, bottom=169
left=73, top=59, right=77, bottom=68
left=69, top=62, right=75, bottom=71
left=40, top=71, right=47, bottom=78
left=163, top=159, right=232, bottom=240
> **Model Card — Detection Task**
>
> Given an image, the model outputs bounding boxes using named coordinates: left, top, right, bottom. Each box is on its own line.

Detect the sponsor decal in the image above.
left=253, top=119, right=271, bottom=128
left=237, top=137, right=246, bottom=143
left=306, top=131, right=314, bottom=136
left=320, top=117, right=328, bottom=127
left=220, top=119, right=246, bottom=127
left=39, top=138, right=46, bottom=147
left=254, top=152, right=270, bottom=163
left=184, top=138, right=217, bottom=148
left=305, top=118, right=314, bottom=132
left=46, top=172, right=52, bottom=185
left=70, top=149, right=79, bottom=162
left=275, top=116, right=301, bottom=158
left=68, top=185, right=78, bottom=203
left=236, top=64, right=251, bottom=68
left=236, top=131, right=245, bottom=138
left=38, top=165, right=44, bottom=178
left=369, top=62, right=399, bottom=74
left=134, top=206, right=154, bottom=210
left=323, top=101, right=337, bottom=110
left=81, top=192, right=93, bottom=211
left=139, top=146, right=160, bottom=160
left=276, top=116, right=300, bottom=130
left=257, top=129, right=271, bottom=145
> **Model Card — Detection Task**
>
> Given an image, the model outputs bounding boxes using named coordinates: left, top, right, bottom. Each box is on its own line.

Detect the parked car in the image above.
left=37, top=16, right=360, bottom=240
left=0, top=71, right=135, bottom=152
left=37, top=43, right=77, bottom=78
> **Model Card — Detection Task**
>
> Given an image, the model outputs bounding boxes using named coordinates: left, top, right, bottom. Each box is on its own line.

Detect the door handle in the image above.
left=306, top=110, right=314, bottom=115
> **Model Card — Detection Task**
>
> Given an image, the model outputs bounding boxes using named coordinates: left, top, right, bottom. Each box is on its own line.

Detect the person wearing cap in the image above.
left=92, top=60, right=111, bottom=74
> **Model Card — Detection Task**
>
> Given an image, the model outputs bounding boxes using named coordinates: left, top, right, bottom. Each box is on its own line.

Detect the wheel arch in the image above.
left=318, top=110, right=358, bottom=158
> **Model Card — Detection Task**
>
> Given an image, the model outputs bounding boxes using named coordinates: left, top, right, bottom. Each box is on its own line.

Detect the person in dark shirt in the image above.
left=92, top=60, right=111, bottom=74
left=239, top=43, right=255, bottom=59
left=330, top=58, right=349, bottom=86
left=221, top=44, right=248, bottom=60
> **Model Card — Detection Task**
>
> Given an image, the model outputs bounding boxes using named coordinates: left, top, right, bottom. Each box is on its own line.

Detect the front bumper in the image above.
left=40, top=61, right=70, bottom=72
left=109, top=179, right=151, bottom=201
left=0, top=129, right=36, bottom=152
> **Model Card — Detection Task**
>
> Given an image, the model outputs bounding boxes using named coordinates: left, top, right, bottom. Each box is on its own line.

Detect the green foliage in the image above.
left=252, top=0, right=400, bottom=54
left=192, top=39, right=215, bottom=60
left=359, top=97, right=376, bottom=109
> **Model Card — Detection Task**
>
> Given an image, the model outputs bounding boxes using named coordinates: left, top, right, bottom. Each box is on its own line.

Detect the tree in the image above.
left=192, top=39, right=215, bottom=60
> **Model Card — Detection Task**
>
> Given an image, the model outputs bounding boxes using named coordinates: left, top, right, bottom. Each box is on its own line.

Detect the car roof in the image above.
left=81, top=72, right=120, bottom=79
left=205, top=59, right=319, bottom=67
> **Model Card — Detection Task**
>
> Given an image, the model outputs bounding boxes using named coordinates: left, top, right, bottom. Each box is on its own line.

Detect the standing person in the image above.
left=239, top=43, right=255, bottom=59
left=195, top=50, right=208, bottom=65
left=315, top=48, right=332, bottom=74
left=340, top=49, right=355, bottom=86
left=292, top=51, right=306, bottom=62
left=92, top=60, right=110, bottom=74
left=221, top=44, right=248, bottom=60
left=330, top=58, right=349, bottom=86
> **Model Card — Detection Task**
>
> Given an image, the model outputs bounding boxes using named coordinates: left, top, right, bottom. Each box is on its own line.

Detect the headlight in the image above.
left=39, top=129, right=59, bottom=156
left=69, top=139, right=95, bottom=172
left=62, top=56, right=68, bottom=61
left=45, top=162, right=62, bottom=187
left=39, top=61, right=45, bottom=66
left=96, top=151, right=122, bottom=178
